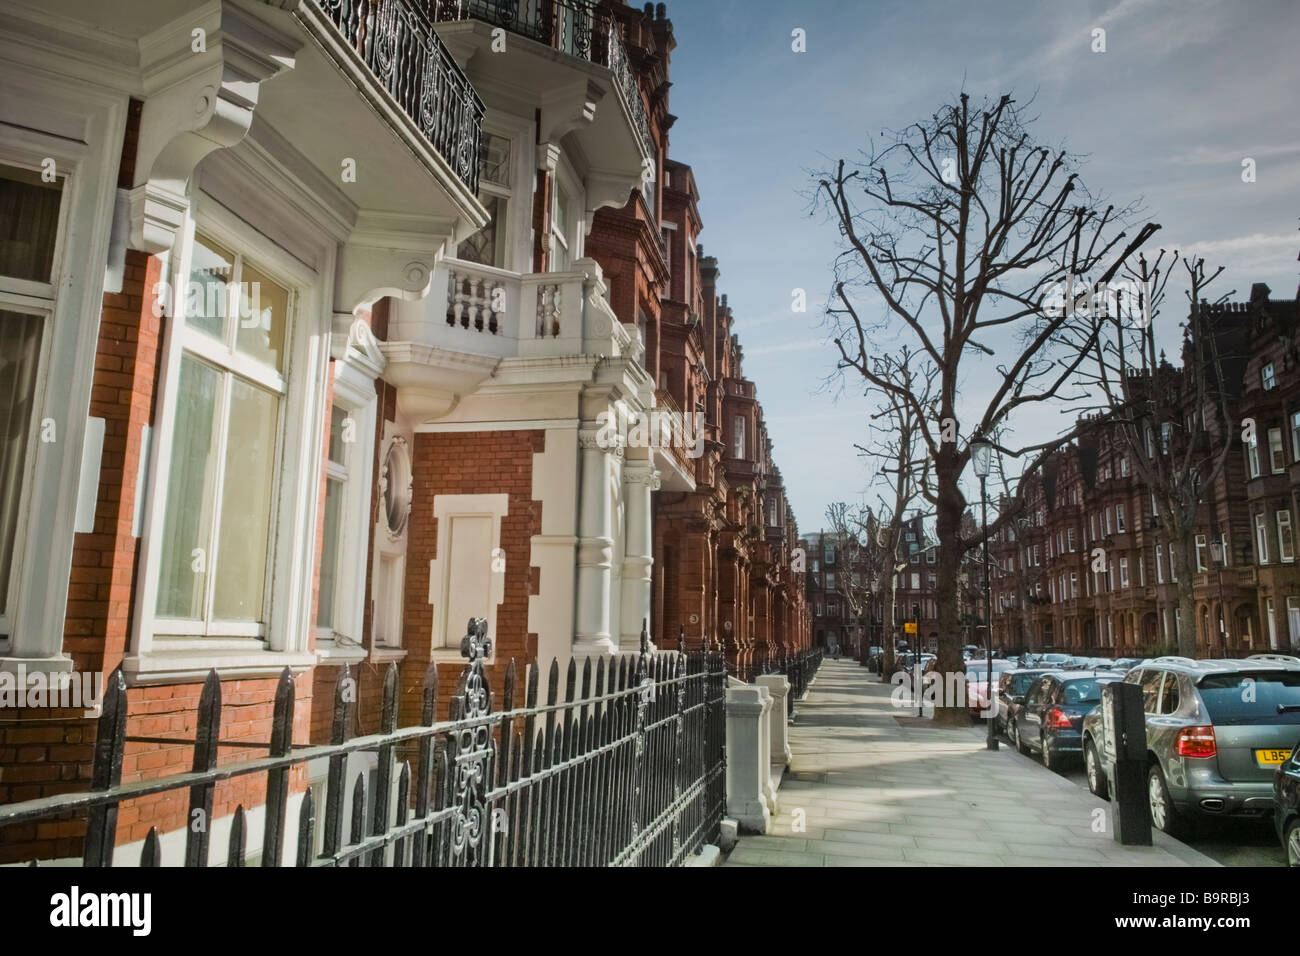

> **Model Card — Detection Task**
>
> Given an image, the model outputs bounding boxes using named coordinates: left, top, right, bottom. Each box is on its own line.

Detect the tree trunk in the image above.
left=933, top=455, right=967, bottom=725
left=1170, top=529, right=1199, bottom=657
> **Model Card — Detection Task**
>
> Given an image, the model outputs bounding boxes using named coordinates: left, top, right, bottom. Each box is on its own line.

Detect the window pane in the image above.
left=187, top=234, right=234, bottom=341
left=0, top=164, right=62, bottom=282
left=456, top=194, right=503, bottom=267
left=212, top=377, right=278, bottom=622
left=317, top=476, right=343, bottom=629
left=0, top=310, right=43, bottom=620
left=156, top=356, right=222, bottom=619
left=479, top=133, right=512, bottom=188
left=235, top=265, right=288, bottom=372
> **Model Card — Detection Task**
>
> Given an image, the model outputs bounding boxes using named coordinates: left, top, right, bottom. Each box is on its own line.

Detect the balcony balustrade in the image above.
left=313, top=0, right=485, bottom=193
left=388, top=256, right=639, bottom=362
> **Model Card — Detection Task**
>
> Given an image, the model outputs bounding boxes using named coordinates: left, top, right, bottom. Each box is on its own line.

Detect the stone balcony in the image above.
left=383, top=256, right=642, bottom=421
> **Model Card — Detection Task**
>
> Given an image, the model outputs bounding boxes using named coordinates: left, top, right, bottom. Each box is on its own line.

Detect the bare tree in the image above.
left=1077, top=252, right=1234, bottom=655
left=816, top=92, right=1159, bottom=723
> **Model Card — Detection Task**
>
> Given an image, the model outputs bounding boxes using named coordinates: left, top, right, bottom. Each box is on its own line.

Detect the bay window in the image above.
left=154, top=233, right=290, bottom=635
left=0, top=162, right=63, bottom=641
left=1270, top=427, right=1286, bottom=473
left=1278, top=510, right=1294, bottom=563
left=1256, top=512, right=1270, bottom=564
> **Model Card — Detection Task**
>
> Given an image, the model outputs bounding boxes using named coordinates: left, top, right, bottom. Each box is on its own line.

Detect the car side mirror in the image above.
left=1011, top=695, right=1024, bottom=704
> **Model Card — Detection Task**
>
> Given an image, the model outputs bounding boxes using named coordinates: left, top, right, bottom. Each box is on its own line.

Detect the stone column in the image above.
left=619, top=461, right=658, bottom=651
left=575, top=430, right=617, bottom=656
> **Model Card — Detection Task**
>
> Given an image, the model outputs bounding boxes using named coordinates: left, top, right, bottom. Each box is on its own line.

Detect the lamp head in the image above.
left=970, top=434, right=993, bottom=478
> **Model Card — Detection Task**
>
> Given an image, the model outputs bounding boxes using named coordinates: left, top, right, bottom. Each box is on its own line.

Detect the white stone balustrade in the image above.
left=388, top=256, right=637, bottom=363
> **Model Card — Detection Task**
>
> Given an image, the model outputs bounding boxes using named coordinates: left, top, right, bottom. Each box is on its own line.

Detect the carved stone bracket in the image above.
left=129, top=3, right=300, bottom=253
left=336, top=212, right=460, bottom=316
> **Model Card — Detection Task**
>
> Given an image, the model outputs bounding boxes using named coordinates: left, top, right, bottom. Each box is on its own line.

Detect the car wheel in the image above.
left=1147, top=764, right=1188, bottom=839
left=1012, top=720, right=1029, bottom=755
left=1041, top=734, right=1058, bottom=772
left=1085, top=739, right=1109, bottom=799
left=1287, top=819, right=1300, bottom=868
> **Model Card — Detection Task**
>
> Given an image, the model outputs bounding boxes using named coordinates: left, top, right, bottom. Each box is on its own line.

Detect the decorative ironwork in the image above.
left=1, top=618, right=726, bottom=868
left=313, top=0, right=485, bottom=194
left=430, top=0, right=653, bottom=160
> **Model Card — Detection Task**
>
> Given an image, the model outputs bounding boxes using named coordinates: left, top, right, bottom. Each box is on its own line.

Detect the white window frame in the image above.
left=0, top=89, right=124, bottom=671
left=1155, top=545, right=1164, bottom=584
left=1116, top=503, right=1126, bottom=533
left=128, top=180, right=329, bottom=682
left=1119, top=556, right=1129, bottom=587
left=1247, top=432, right=1261, bottom=479
left=1269, top=426, right=1286, bottom=474
left=1291, top=410, right=1300, bottom=464
left=1195, top=534, right=1207, bottom=572
left=733, top=414, right=746, bottom=459
left=316, top=323, right=383, bottom=665
left=1263, top=362, right=1276, bottom=390
left=1256, top=512, right=1270, bottom=565
left=548, top=155, right=582, bottom=273
left=1278, top=510, right=1295, bottom=563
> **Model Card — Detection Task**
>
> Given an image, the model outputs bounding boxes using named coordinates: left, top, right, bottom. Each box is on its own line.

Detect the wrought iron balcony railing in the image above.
left=432, top=0, right=654, bottom=159
left=314, top=0, right=485, bottom=193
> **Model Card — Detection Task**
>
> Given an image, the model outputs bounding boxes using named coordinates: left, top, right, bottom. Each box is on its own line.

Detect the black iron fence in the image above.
left=728, top=647, right=822, bottom=716
left=0, top=621, right=726, bottom=867
left=313, top=0, right=485, bottom=193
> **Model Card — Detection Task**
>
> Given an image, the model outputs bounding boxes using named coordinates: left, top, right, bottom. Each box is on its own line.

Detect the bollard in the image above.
left=1102, top=681, right=1151, bottom=846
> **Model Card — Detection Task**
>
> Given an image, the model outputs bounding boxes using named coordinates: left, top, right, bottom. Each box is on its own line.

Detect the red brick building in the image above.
left=0, top=0, right=807, bottom=864
left=990, top=285, right=1300, bottom=658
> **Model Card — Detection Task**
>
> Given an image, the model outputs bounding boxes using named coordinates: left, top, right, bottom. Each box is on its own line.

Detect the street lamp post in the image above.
left=970, top=433, right=998, bottom=751
left=1210, top=537, right=1227, bottom=657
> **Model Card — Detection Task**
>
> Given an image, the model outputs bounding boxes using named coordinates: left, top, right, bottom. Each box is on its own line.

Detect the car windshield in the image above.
left=1196, top=671, right=1300, bottom=725
left=1060, top=677, right=1118, bottom=705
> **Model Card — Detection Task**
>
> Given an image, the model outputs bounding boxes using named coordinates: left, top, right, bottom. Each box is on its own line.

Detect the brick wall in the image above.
left=401, top=429, right=543, bottom=725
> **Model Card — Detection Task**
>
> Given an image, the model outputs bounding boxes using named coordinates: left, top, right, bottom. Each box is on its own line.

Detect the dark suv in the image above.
left=1081, top=657, right=1300, bottom=837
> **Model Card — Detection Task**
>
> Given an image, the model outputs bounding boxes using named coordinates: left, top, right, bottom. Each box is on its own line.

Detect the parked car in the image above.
left=964, top=660, right=1017, bottom=719
left=1274, top=739, right=1300, bottom=867
left=1020, top=652, right=1070, bottom=668
left=1113, top=657, right=1146, bottom=673
left=1009, top=671, right=1122, bottom=772
left=1081, top=657, right=1300, bottom=837
left=1250, top=653, right=1300, bottom=667
left=865, top=646, right=884, bottom=672
left=995, top=668, right=1056, bottom=735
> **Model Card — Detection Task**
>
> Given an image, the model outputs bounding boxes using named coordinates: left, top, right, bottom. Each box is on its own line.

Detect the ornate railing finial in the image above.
left=460, top=617, right=492, bottom=661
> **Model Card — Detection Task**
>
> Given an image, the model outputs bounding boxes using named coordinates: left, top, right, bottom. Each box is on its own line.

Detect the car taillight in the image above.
left=1175, top=725, right=1216, bottom=758
left=1046, top=708, right=1072, bottom=729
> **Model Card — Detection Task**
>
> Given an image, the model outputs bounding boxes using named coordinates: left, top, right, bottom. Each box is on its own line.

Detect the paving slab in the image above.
left=724, top=658, right=1219, bottom=868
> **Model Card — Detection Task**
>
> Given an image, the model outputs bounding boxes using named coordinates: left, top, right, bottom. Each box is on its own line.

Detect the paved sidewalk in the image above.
left=725, top=659, right=1217, bottom=867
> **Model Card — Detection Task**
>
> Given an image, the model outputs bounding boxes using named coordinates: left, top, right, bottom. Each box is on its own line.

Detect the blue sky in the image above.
left=659, top=0, right=1300, bottom=535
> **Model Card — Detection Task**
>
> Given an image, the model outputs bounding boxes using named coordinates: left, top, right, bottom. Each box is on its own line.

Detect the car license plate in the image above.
left=1255, top=748, right=1291, bottom=766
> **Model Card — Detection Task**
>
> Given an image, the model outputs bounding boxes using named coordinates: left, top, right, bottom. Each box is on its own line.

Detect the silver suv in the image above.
left=1081, top=657, right=1300, bottom=837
